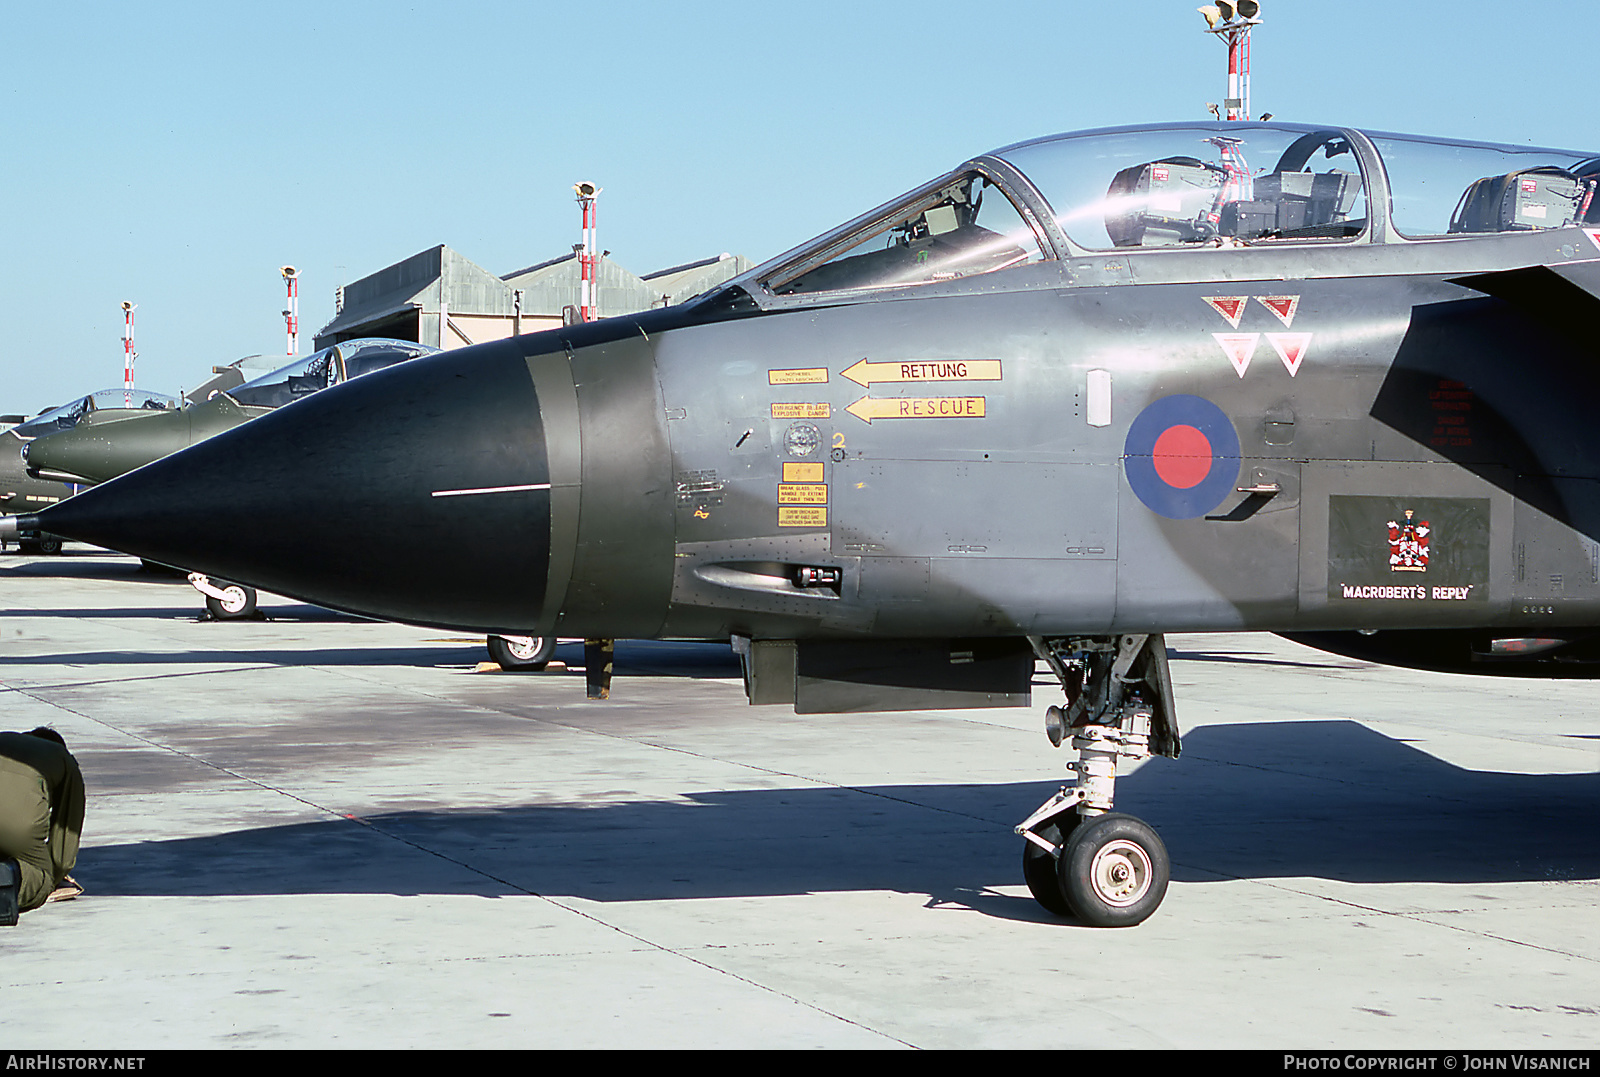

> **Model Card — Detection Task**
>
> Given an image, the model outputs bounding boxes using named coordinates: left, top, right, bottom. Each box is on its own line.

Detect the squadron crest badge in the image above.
left=1388, top=510, right=1430, bottom=572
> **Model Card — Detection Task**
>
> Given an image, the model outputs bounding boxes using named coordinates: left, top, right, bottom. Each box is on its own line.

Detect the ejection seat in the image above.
left=1448, top=167, right=1595, bottom=233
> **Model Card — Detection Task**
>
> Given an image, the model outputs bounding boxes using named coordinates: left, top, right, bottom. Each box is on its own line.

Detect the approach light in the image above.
left=120, top=301, right=134, bottom=312
left=1199, top=1, right=1260, bottom=29
left=574, top=181, right=599, bottom=199
left=281, top=265, right=297, bottom=279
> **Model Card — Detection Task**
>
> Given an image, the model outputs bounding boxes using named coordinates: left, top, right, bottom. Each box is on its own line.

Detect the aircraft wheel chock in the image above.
left=1057, top=813, right=1169, bottom=927
left=206, top=582, right=257, bottom=620
left=1022, top=813, right=1079, bottom=917
left=487, top=635, right=556, bottom=671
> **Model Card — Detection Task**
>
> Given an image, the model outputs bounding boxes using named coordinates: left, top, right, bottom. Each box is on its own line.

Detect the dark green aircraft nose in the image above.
left=24, top=394, right=256, bottom=486
left=25, top=411, right=181, bottom=485
left=34, top=341, right=554, bottom=632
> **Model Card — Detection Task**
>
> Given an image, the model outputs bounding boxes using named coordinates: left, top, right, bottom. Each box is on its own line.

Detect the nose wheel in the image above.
left=1058, top=814, right=1169, bottom=927
left=188, top=573, right=260, bottom=620
left=487, top=634, right=556, bottom=671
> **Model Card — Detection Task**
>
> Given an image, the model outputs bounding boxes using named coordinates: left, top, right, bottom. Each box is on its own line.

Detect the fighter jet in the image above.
left=10, top=120, right=1600, bottom=925
left=1, top=389, right=178, bottom=554
left=25, top=339, right=439, bottom=488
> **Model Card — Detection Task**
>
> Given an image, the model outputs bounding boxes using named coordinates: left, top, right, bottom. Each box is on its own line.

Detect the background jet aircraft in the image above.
left=25, top=339, right=438, bottom=487
left=1, top=389, right=178, bottom=554
left=22, top=339, right=438, bottom=621
left=13, top=120, right=1600, bottom=926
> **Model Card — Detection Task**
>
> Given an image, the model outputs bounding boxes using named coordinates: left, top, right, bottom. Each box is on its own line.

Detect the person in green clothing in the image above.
left=0, top=727, right=85, bottom=925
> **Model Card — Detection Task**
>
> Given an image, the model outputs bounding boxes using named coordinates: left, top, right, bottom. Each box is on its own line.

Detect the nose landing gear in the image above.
left=188, top=572, right=259, bottom=620
left=487, top=634, right=556, bottom=671
left=1016, top=634, right=1180, bottom=926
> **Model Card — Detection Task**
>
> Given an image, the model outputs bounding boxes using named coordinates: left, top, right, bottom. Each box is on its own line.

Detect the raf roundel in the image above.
left=1123, top=395, right=1241, bottom=519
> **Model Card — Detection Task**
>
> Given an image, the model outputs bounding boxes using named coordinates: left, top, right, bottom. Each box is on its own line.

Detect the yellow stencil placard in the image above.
left=778, top=506, right=828, bottom=527
left=782, top=462, right=824, bottom=483
left=768, top=367, right=829, bottom=385
left=778, top=484, right=828, bottom=504
left=770, top=401, right=831, bottom=418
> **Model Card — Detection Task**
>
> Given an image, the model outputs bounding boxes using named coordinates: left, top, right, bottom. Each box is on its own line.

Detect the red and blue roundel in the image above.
left=1124, top=395, right=1241, bottom=519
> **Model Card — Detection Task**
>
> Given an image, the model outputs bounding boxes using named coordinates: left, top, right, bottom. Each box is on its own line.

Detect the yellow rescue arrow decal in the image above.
left=845, top=396, right=987, bottom=424
left=840, top=358, right=1003, bottom=387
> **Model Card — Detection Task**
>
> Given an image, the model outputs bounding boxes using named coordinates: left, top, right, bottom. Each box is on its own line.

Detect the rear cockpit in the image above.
left=1365, top=131, right=1600, bottom=237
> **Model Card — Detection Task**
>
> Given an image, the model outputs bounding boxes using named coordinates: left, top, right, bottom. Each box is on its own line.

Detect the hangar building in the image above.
left=313, top=246, right=749, bottom=351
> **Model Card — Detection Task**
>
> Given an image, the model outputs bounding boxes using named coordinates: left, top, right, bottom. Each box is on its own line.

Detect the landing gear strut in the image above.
left=1016, top=633, right=1180, bottom=926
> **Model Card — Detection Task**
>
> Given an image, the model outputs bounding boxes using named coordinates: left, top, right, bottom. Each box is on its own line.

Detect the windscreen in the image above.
left=226, top=348, right=339, bottom=409
left=764, top=172, right=1046, bottom=296
left=339, top=339, right=439, bottom=381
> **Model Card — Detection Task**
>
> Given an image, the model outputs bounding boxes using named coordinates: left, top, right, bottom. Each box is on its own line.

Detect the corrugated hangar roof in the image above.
left=500, top=252, right=662, bottom=317
left=315, top=244, right=746, bottom=350
left=643, top=253, right=752, bottom=306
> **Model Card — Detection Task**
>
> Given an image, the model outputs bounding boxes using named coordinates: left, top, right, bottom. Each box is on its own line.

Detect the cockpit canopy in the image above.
left=224, top=338, right=439, bottom=410
left=13, top=389, right=178, bottom=439
left=1003, top=125, right=1368, bottom=248
left=745, top=122, right=1600, bottom=301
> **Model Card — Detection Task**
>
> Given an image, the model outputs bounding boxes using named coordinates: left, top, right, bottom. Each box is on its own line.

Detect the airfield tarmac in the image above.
left=1, top=546, right=1597, bottom=1050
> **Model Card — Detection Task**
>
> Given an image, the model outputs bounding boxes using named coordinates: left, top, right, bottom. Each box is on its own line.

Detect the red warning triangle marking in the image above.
left=1214, top=333, right=1259, bottom=377
left=1585, top=228, right=1600, bottom=252
left=1267, top=333, right=1312, bottom=376
left=1255, top=295, right=1300, bottom=328
left=1204, top=296, right=1248, bottom=328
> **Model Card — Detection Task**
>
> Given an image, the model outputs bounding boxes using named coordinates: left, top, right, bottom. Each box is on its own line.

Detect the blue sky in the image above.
left=2, top=1, right=1593, bottom=413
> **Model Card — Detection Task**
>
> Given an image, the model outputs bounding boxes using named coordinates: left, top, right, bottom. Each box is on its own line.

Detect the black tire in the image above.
left=487, top=634, right=556, bottom=671
left=34, top=534, right=63, bottom=555
left=1057, top=813, right=1169, bottom=927
left=205, top=582, right=258, bottom=620
left=1021, top=813, right=1079, bottom=917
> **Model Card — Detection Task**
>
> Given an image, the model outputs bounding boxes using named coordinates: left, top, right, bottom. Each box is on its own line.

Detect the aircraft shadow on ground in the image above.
left=0, top=641, right=742, bottom=677
left=0, top=646, right=494, bottom=668
left=0, top=604, right=377, bottom=624
left=0, top=555, right=186, bottom=581
left=77, top=720, right=1600, bottom=920
left=1166, top=646, right=1365, bottom=671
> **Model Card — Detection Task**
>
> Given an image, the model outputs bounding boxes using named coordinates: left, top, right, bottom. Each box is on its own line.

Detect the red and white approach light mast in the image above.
left=281, top=266, right=299, bottom=356
left=120, top=301, right=137, bottom=405
left=574, top=182, right=600, bottom=322
left=1197, top=2, right=1262, bottom=121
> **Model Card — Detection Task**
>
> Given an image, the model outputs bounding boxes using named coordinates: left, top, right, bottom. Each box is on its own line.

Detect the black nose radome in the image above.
left=39, top=340, right=553, bottom=632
